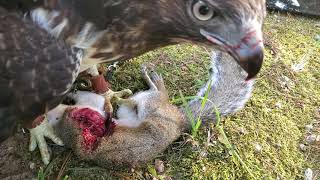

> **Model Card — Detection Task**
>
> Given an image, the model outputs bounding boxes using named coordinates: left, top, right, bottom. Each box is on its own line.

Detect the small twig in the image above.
left=56, top=151, right=72, bottom=180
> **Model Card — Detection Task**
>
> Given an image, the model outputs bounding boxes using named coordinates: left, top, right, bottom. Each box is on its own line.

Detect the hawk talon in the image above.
left=29, top=115, right=64, bottom=165
left=103, top=89, right=133, bottom=101
left=103, top=89, right=134, bottom=116
left=113, top=96, right=136, bottom=108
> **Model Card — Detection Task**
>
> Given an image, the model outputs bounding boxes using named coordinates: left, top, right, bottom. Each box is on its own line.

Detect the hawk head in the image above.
left=86, top=0, right=266, bottom=79
left=153, top=0, right=266, bottom=79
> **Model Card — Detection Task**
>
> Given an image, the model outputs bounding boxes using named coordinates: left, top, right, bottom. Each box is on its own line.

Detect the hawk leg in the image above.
left=29, top=115, right=64, bottom=165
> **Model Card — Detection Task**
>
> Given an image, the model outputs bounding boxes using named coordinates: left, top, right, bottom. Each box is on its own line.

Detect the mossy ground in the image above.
left=39, top=13, right=320, bottom=179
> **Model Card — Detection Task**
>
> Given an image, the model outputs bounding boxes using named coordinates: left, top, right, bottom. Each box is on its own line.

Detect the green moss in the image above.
left=44, top=13, right=320, bottom=179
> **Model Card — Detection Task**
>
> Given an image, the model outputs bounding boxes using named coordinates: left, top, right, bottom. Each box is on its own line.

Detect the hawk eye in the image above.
left=192, top=1, right=215, bottom=21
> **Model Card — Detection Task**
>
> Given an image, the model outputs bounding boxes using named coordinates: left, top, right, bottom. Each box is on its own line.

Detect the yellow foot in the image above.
left=29, top=115, right=64, bottom=165
left=103, top=89, right=133, bottom=103
left=102, top=89, right=134, bottom=113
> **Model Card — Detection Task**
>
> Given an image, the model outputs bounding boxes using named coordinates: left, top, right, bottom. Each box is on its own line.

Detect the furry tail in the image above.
left=183, top=51, right=254, bottom=122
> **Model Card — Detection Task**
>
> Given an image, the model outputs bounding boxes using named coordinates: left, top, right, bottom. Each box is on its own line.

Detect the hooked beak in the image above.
left=200, top=29, right=264, bottom=80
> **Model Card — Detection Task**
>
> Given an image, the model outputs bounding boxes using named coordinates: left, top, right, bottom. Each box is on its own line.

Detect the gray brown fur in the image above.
left=186, top=51, right=254, bottom=122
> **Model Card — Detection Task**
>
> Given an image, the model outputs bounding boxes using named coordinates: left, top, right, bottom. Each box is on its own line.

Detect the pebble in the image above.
left=238, top=127, right=248, bottom=135
left=304, top=168, right=313, bottom=180
left=305, top=124, right=313, bottom=131
left=155, top=159, right=165, bottom=174
left=299, top=144, right=307, bottom=151
left=199, top=150, right=208, bottom=158
left=202, top=166, right=207, bottom=171
left=306, top=135, right=317, bottom=143
left=275, top=143, right=282, bottom=149
left=292, top=62, right=307, bottom=72
left=255, top=143, right=262, bottom=153
left=275, top=102, right=282, bottom=109
left=29, top=162, right=36, bottom=170
left=130, top=168, right=135, bottom=173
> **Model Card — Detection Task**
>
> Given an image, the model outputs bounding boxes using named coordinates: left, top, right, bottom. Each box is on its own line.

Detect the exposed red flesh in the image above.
left=68, top=107, right=115, bottom=151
